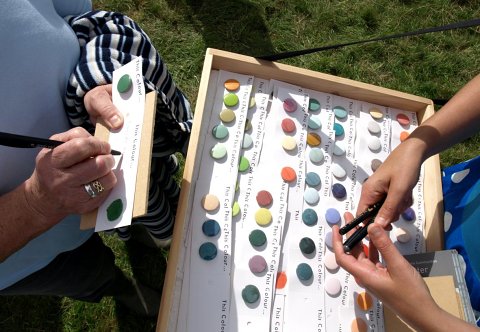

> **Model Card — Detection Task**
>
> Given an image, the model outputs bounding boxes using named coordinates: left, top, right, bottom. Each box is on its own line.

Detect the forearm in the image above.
left=405, top=305, right=478, bottom=332
left=0, top=182, right=62, bottom=262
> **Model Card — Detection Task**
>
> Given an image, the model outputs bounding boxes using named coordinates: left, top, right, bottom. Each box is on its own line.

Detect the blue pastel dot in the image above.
left=401, top=207, right=416, bottom=221
left=325, top=208, right=341, bottom=224
left=304, top=188, right=320, bottom=205
left=296, top=263, right=313, bottom=281
left=333, top=106, right=348, bottom=119
left=199, top=242, right=217, bottom=260
left=333, top=123, right=344, bottom=137
left=306, top=172, right=321, bottom=187
left=309, top=148, right=324, bottom=163
left=202, top=219, right=221, bottom=236
left=332, top=183, right=346, bottom=199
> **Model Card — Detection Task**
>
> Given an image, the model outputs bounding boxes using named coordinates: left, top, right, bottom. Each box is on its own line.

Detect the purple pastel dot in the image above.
left=325, top=208, right=341, bottom=225
left=332, top=183, right=346, bottom=199
left=401, top=207, right=416, bottom=221
left=249, top=255, right=267, bottom=274
left=283, top=98, right=298, bottom=113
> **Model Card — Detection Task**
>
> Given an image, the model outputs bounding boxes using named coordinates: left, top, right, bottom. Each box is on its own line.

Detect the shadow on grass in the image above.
left=166, top=0, right=274, bottom=57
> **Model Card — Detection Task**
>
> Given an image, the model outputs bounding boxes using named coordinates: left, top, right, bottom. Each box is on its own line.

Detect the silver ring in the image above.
left=83, top=180, right=105, bottom=198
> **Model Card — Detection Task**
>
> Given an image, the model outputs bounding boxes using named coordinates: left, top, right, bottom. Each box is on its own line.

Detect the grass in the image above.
left=1, top=1, right=479, bottom=331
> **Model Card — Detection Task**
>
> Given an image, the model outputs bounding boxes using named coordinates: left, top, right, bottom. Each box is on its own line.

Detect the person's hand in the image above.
left=24, top=127, right=118, bottom=224
left=357, top=139, right=424, bottom=227
left=84, top=84, right=124, bottom=130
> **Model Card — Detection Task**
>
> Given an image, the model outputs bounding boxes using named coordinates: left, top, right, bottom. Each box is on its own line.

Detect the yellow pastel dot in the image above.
left=282, top=136, right=297, bottom=151
left=219, top=109, right=236, bottom=123
left=255, top=208, right=272, bottom=226
left=232, top=201, right=241, bottom=217
left=369, top=107, right=384, bottom=120
left=307, top=132, right=321, bottom=147
left=249, top=96, right=256, bottom=109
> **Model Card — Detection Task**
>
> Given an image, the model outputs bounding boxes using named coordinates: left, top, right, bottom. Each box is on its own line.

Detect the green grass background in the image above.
left=1, top=1, right=479, bottom=331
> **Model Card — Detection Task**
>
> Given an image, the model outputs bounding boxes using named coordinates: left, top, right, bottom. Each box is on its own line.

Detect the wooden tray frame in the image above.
left=156, top=48, right=444, bottom=331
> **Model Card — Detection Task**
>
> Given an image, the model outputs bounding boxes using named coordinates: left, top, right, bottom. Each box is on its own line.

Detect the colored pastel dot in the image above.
left=333, top=106, right=348, bottom=119
left=249, top=255, right=267, bottom=274
left=238, top=156, right=250, bottom=172
left=249, top=96, right=256, bottom=109
left=325, top=231, right=333, bottom=249
left=107, top=199, right=123, bottom=221
left=256, top=190, right=273, bottom=207
left=397, top=113, right=410, bottom=126
left=325, top=277, right=342, bottom=296
left=202, top=219, right=220, bottom=237
left=356, top=292, right=373, bottom=311
left=276, top=272, right=287, bottom=289
left=332, top=163, right=346, bottom=178
left=402, top=207, right=416, bottom=221
left=334, top=123, right=344, bottom=137
left=369, top=107, right=384, bottom=120
left=242, top=285, right=260, bottom=304
left=242, top=133, right=253, bottom=149
left=211, top=143, right=227, bottom=159
left=333, top=142, right=345, bottom=156
left=283, top=98, right=297, bottom=113
left=201, top=194, right=219, bottom=211
left=117, top=74, right=132, bottom=93
left=325, top=208, right=341, bottom=225
left=400, top=131, right=410, bottom=142
left=219, top=109, right=235, bottom=123
left=224, top=93, right=239, bottom=107
left=332, top=183, right=346, bottom=199
left=368, top=137, right=381, bottom=152
left=307, top=132, right=321, bottom=147
left=212, top=124, right=229, bottom=139
left=309, top=98, right=321, bottom=112
left=395, top=228, right=411, bottom=243
left=249, top=229, right=267, bottom=247
left=232, top=201, right=241, bottom=217
left=245, top=118, right=252, bottom=132
left=302, top=208, right=318, bottom=226
left=305, top=172, right=321, bottom=187
left=308, top=115, right=322, bottom=130
left=282, top=136, right=297, bottom=151
left=224, top=79, right=240, bottom=91
left=309, top=148, right=324, bottom=163
left=281, top=118, right=296, bottom=133
left=255, top=208, right=272, bottom=226
left=367, top=121, right=381, bottom=135
left=281, top=167, right=297, bottom=182
left=299, top=237, right=316, bottom=255
left=371, top=159, right=382, bottom=172
left=296, top=263, right=313, bottom=281
left=351, top=317, right=368, bottom=332
left=324, top=253, right=339, bottom=271
left=304, top=188, right=320, bottom=205
left=199, top=242, right=217, bottom=261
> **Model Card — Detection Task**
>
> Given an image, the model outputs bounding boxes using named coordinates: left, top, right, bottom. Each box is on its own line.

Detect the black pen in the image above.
left=341, top=198, right=385, bottom=252
left=0, top=131, right=121, bottom=155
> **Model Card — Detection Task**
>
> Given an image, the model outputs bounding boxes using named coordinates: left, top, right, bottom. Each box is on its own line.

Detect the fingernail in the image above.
left=109, top=115, right=122, bottom=128
left=106, top=156, right=115, bottom=168
left=375, top=216, right=388, bottom=227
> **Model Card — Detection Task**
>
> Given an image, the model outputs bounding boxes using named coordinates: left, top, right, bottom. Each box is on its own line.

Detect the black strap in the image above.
left=257, top=18, right=480, bottom=61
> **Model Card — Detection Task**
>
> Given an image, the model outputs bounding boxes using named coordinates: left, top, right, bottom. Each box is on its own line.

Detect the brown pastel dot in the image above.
left=219, top=109, right=235, bottom=123
left=356, top=292, right=373, bottom=310
left=307, top=132, right=321, bottom=147
left=245, top=118, right=252, bottom=131
left=281, top=167, right=297, bottom=182
left=371, top=159, right=382, bottom=172
left=400, top=131, right=410, bottom=142
left=256, top=190, right=273, bottom=207
left=224, top=79, right=240, bottom=91
left=281, top=118, right=296, bottom=133
left=201, top=194, right=219, bottom=211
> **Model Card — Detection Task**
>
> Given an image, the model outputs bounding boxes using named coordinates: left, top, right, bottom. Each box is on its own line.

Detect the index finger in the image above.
left=84, top=85, right=123, bottom=130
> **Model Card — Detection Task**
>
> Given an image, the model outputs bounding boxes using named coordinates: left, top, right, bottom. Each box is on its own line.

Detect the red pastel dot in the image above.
left=396, top=113, right=410, bottom=126
left=281, top=118, right=296, bottom=133
left=256, top=190, right=273, bottom=207
left=281, top=167, right=297, bottom=182
left=276, top=271, right=287, bottom=289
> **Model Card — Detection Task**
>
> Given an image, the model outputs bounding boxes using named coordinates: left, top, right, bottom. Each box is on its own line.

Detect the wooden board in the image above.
left=156, top=48, right=445, bottom=332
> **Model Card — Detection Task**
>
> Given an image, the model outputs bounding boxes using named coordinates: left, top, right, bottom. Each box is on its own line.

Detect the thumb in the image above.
left=84, top=85, right=124, bottom=130
left=367, top=224, right=405, bottom=271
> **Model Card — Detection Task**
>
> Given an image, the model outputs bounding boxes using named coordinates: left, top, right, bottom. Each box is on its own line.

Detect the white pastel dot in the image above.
left=333, top=142, right=346, bottom=156
left=368, top=137, right=381, bottom=152
left=324, top=253, right=339, bottom=271
left=367, top=121, right=381, bottom=135
left=332, top=163, right=346, bottom=178
left=444, top=211, right=453, bottom=232
left=325, top=277, right=342, bottom=296
left=451, top=169, right=470, bottom=183
left=395, top=228, right=411, bottom=243
left=325, top=231, right=333, bottom=249
left=242, top=133, right=253, bottom=149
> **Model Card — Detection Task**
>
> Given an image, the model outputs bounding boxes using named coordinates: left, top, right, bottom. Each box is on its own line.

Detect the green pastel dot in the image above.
left=333, top=106, right=348, bottom=119
left=296, top=263, right=313, bottom=281
left=302, top=208, right=318, bottom=226
left=211, top=143, right=227, bottom=159
left=241, top=284, right=260, bottom=304
left=212, top=124, right=229, bottom=139
left=199, top=242, right=217, bottom=261
left=232, top=201, right=241, bottom=217
left=309, top=98, right=321, bottom=112
left=299, top=237, right=316, bottom=255
left=238, top=156, right=250, bottom=172
left=224, top=93, right=239, bottom=107
left=117, top=74, right=132, bottom=93
left=249, top=229, right=266, bottom=247
left=249, top=96, right=256, bottom=109
left=245, top=118, right=252, bottom=132
left=107, top=199, right=123, bottom=221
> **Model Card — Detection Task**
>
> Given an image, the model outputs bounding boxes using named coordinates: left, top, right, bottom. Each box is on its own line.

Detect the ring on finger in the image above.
left=83, top=180, right=105, bottom=198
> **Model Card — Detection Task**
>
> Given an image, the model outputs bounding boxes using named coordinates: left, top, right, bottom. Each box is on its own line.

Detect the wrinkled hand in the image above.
left=357, top=140, right=423, bottom=227
left=333, top=212, right=439, bottom=330
left=84, top=84, right=124, bottom=130
left=25, top=127, right=117, bottom=223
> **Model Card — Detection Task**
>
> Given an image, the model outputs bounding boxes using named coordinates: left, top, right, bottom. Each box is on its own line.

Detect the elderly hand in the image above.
left=84, top=84, right=124, bottom=130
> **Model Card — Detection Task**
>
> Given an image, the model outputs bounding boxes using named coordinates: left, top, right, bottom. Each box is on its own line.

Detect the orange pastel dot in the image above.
left=276, top=271, right=287, bottom=289
left=356, top=291, right=373, bottom=311
left=400, top=131, right=410, bottom=142
left=224, top=79, right=240, bottom=91
left=351, top=317, right=368, bottom=332
left=281, top=166, right=297, bottom=182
